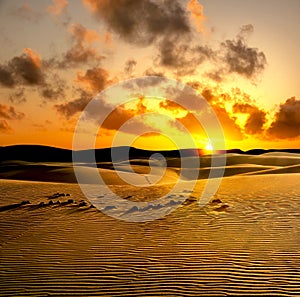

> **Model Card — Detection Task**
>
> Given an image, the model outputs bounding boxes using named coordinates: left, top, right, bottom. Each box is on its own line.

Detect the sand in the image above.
left=1, top=153, right=300, bottom=296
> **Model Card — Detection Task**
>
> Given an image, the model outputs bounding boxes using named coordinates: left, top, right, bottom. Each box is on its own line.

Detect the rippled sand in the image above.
left=1, top=173, right=300, bottom=296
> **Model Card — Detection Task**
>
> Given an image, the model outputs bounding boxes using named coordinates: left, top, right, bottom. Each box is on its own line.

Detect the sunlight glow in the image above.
left=205, top=143, right=213, bottom=151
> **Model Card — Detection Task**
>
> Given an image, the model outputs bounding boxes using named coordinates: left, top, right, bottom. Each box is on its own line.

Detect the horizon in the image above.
left=2, top=142, right=300, bottom=153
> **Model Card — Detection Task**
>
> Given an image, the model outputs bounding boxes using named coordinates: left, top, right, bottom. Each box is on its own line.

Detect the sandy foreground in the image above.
left=1, top=153, right=300, bottom=296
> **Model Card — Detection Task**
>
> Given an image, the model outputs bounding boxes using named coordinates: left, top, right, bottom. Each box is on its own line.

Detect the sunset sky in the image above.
left=0, top=0, right=299, bottom=150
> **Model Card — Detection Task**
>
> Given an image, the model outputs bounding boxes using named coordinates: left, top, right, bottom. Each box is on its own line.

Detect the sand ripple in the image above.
left=1, top=174, right=300, bottom=296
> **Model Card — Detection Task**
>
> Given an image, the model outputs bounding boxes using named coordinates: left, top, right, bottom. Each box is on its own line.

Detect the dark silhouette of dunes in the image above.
left=1, top=144, right=300, bottom=162
left=0, top=145, right=184, bottom=163
left=0, top=145, right=299, bottom=183
left=0, top=145, right=72, bottom=162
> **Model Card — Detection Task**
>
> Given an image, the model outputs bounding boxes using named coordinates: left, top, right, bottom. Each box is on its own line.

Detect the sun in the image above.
left=205, top=143, right=213, bottom=151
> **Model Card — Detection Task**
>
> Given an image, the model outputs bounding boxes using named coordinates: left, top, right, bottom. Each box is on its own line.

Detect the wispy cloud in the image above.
left=0, top=103, right=25, bottom=120
left=11, top=3, right=43, bottom=22
left=0, top=120, right=13, bottom=134
left=47, top=0, right=68, bottom=16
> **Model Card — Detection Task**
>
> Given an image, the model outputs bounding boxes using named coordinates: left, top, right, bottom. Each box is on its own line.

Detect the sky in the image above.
left=0, top=0, right=299, bottom=150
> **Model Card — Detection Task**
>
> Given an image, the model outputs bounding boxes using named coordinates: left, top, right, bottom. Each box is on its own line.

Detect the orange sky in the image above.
left=0, top=0, right=299, bottom=150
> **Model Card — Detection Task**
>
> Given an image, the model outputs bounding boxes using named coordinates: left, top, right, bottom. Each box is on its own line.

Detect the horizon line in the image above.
left=1, top=143, right=299, bottom=153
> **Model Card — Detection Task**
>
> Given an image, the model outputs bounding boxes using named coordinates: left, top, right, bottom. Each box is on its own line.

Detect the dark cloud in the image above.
left=205, top=69, right=226, bottom=83
left=143, top=68, right=165, bottom=77
left=40, top=78, right=66, bottom=100
left=201, top=88, right=217, bottom=103
left=54, top=90, right=92, bottom=119
left=186, top=80, right=202, bottom=91
left=0, top=48, right=67, bottom=102
left=159, top=100, right=185, bottom=113
left=221, top=24, right=267, bottom=79
left=0, top=103, right=23, bottom=133
left=267, top=97, right=300, bottom=139
left=0, top=49, right=45, bottom=88
left=63, top=44, right=98, bottom=67
left=10, top=53, right=44, bottom=85
left=58, top=23, right=103, bottom=68
left=76, top=66, right=111, bottom=92
left=101, top=106, right=134, bottom=131
left=156, top=38, right=213, bottom=75
left=83, top=0, right=191, bottom=46
left=124, top=59, right=137, bottom=74
left=0, top=120, right=13, bottom=134
left=158, top=38, right=189, bottom=68
left=0, top=103, right=25, bottom=120
left=0, top=66, right=15, bottom=87
left=233, top=103, right=267, bottom=135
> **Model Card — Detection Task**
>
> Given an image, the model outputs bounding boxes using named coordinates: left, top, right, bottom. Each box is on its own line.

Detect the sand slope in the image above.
left=1, top=150, right=300, bottom=295
left=1, top=174, right=300, bottom=296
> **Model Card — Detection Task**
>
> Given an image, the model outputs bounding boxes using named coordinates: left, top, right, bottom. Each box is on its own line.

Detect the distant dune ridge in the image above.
left=0, top=145, right=300, bottom=184
left=1, top=144, right=300, bottom=162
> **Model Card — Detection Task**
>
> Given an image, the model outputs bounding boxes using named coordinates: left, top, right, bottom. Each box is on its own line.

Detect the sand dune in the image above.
left=1, top=151, right=299, bottom=184
left=243, top=164, right=300, bottom=176
left=1, top=174, right=300, bottom=296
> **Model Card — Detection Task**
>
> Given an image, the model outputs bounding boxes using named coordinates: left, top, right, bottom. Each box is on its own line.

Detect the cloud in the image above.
left=101, top=106, right=135, bottom=131
left=0, top=120, right=13, bottom=134
left=143, top=68, right=165, bottom=77
left=58, top=23, right=103, bottom=67
left=124, top=59, right=137, bottom=75
left=0, top=48, right=66, bottom=102
left=55, top=91, right=156, bottom=136
left=100, top=99, right=162, bottom=135
left=0, top=103, right=25, bottom=120
left=221, top=25, right=267, bottom=79
left=213, top=105, right=244, bottom=141
left=157, top=38, right=190, bottom=68
left=186, top=0, right=206, bottom=33
left=83, top=0, right=191, bottom=46
left=233, top=103, right=267, bottom=135
left=58, top=66, right=113, bottom=116
left=22, top=48, right=42, bottom=68
left=0, top=48, right=44, bottom=87
left=69, top=22, right=100, bottom=44
left=0, top=66, right=15, bottom=87
left=11, top=3, right=43, bottom=22
left=54, top=90, right=92, bottom=119
left=267, top=97, right=300, bottom=139
left=9, top=87, right=27, bottom=104
left=0, top=103, right=25, bottom=134
left=156, top=38, right=214, bottom=75
left=40, top=76, right=66, bottom=101
left=173, top=111, right=204, bottom=135
left=47, top=0, right=68, bottom=16
left=76, top=66, right=111, bottom=92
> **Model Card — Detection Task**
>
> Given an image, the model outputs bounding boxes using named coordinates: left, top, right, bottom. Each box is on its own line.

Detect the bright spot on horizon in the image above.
left=205, top=143, right=213, bottom=151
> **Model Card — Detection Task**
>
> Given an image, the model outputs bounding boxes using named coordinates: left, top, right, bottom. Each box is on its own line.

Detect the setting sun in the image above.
left=205, top=143, right=213, bottom=151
